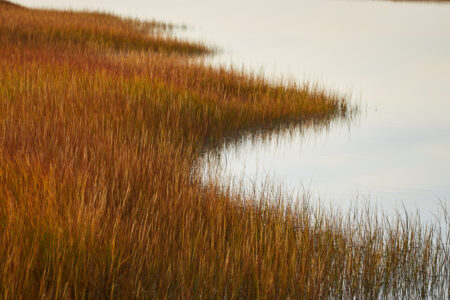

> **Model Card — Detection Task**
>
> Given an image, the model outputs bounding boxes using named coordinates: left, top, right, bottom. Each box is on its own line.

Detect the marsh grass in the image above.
left=0, top=2, right=448, bottom=299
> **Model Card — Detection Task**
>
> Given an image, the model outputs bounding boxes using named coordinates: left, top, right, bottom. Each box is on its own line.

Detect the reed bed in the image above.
left=0, top=1, right=448, bottom=298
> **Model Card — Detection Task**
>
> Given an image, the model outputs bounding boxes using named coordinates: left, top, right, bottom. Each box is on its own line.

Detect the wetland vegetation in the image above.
left=0, top=1, right=448, bottom=298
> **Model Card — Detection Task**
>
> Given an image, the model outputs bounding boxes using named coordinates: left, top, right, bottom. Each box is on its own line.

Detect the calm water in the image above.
left=20, top=0, right=450, bottom=221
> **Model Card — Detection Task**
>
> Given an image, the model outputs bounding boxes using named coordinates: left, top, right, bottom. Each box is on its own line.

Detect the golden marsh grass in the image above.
left=0, top=1, right=448, bottom=298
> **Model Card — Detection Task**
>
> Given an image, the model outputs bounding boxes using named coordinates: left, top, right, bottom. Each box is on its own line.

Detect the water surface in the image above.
left=19, top=0, right=450, bottom=222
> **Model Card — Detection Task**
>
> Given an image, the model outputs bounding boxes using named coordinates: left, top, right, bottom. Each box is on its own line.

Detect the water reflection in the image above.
left=19, top=0, right=450, bottom=223
left=201, top=113, right=449, bottom=224
left=194, top=1, right=450, bottom=224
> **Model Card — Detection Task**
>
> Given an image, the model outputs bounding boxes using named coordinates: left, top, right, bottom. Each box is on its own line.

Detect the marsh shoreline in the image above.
left=0, top=1, right=448, bottom=298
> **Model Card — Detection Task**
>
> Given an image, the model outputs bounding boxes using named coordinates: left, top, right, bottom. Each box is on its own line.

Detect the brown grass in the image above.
left=0, top=2, right=448, bottom=299
left=0, top=0, right=23, bottom=8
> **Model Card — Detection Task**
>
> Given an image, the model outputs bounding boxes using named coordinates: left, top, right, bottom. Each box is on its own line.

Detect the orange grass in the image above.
left=0, top=2, right=448, bottom=299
